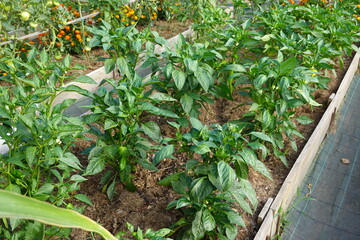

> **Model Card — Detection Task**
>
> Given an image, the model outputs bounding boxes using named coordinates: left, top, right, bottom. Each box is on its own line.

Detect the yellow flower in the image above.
left=131, top=21, right=135, bottom=25
left=140, top=15, right=146, bottom=19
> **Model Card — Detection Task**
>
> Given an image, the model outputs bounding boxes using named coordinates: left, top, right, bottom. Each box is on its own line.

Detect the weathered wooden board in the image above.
left=257, top=198, right=274, bottom=225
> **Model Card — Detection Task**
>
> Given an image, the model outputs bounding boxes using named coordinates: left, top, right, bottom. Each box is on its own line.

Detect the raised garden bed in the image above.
left=66, top=49, right=359, bottom=240
left=254, top=53, right=360, bottom=240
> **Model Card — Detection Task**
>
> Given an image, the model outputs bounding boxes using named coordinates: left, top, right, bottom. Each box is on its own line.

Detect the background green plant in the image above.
left=0, top=49, right=94, bottom=238
left=83, top=75, right=179, bottom=196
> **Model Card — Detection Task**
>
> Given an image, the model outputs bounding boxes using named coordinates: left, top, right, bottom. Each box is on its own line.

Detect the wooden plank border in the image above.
left=254, top=53, right=360, bottom=240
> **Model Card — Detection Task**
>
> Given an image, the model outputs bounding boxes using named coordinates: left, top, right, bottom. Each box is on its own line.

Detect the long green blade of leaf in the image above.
left=0, top=190, right=117, bottom=240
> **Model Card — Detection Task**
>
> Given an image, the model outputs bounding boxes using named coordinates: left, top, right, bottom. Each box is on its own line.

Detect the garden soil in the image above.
left=69, top=55, right=353, bottom=240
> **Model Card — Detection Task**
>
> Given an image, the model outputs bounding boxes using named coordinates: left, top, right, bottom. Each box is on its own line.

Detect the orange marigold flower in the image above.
left=57, top=34, right=63, bottom=38
left=75, top=34, right=81, bottom=39
left=65, top=26, right=71, bottom=31
left=64, top=35, right=71, bottom=40
left=2, top=72, right=8, bottom=76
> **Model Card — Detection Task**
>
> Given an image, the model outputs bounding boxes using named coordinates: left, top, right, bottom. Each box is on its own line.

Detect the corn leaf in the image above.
left=0, top=190, right=117, bottom=240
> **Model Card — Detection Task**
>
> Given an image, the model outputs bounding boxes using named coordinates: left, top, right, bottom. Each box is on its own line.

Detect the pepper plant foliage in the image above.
left=0, top=0, right=359, bottom=239
left=0, top=49, right=94, bottom=238
left=83, top=74, right=179, bottom=196
left=160, top=120, right=268, bottom=239
left=149, top=34, right=218, bottom=118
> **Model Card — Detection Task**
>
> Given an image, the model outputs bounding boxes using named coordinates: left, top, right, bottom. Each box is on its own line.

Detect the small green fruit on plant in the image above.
left=29, top=22, right=38, bottom=28
left=46, top=1, right=60, bottom=7
left=20, top=11, right=30, bottom=21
